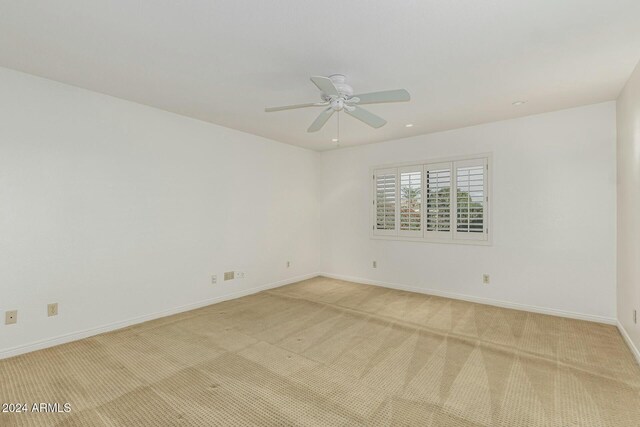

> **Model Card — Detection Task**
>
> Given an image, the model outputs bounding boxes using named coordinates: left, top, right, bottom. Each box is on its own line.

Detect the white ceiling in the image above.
left=1, top=1, right=639, bottom=151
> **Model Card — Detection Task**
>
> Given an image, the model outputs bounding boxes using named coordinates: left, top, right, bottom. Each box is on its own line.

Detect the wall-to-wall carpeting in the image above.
left=1, top=277, right=639, bottom=426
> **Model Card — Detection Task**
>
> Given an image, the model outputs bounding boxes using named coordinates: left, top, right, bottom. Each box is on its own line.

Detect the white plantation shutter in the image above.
left=454, top=158, right=488, bottom=240
left=371, top=155, right=490, bottom=244
left=374, top=168, right=398, bottom=235
left=425, top=162, right=452, bottom=239
left=399, top=166, right=422, bottom=237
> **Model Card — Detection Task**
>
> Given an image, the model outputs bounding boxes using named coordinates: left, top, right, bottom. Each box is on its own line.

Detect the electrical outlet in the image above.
left=5, top=310, right=17, bottom=325
left=47, top=303, right=58, bottom=317
left=237, top=272, right=245, bottom=279
left=286, top=261, right=291, bottom=268
left=482, top=274, right=490, bottom=284
left=224, top=271, right=234, bottom=281
left=372, top=261, right=377, bottom=268
left=211, top=275, right=217, bottom=284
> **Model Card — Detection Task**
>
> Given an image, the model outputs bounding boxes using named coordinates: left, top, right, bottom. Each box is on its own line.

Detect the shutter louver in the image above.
left=374, top=169, right=397, bottom=235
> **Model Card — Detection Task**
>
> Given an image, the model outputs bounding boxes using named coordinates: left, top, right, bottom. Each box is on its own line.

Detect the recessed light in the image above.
left=405, top=123, right=414, bottom=128
left=512, top=100, right=527, bottom=106
left=331, top=138, right=339, bottom=142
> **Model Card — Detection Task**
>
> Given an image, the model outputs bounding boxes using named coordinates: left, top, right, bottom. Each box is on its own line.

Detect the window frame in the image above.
left=371, top=153, right=492, bottom=246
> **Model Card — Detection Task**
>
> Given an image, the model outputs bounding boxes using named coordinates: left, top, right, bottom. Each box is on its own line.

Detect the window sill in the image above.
left=370, top=234, right=492, bottom=246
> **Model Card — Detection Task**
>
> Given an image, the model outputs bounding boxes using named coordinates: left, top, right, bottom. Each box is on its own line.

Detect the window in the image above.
left=372, top=155, right=490, bottom=244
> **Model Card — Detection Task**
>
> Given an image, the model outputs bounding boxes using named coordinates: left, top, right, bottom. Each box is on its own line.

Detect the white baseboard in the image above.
left=320, top=272, right=617, bottom=325
left=0, top=272, right=319, bottom=360
left=617, top=321, right=640, bottom=365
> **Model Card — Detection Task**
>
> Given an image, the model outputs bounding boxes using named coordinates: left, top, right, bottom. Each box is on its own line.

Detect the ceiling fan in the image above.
left=265, top=74, right=410, bottom=133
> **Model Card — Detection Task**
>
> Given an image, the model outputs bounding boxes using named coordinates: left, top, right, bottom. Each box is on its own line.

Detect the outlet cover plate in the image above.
left=5, top=310, right=17, bottom=325
left=48, top=303, right=58, bottom=317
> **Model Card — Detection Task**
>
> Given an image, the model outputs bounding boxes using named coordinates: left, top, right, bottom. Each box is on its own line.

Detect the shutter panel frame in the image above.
left=372, top=167, right=398, bottom=236
left=424, top=161, right=453, bottom=240
left=453, top=158, right=488, bottom=241
left=398, top=165, right=424, bottom=238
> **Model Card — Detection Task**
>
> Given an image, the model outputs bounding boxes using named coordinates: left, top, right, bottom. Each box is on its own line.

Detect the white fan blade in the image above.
left=345, top=106, right=387, bottom=128
left=352, top=89, right=410, bottom=105
left=310, top=76, right=339, bottom=96
left=265, top=102, right=327, bottom=112
left=307, top=107, right=335, bottom=132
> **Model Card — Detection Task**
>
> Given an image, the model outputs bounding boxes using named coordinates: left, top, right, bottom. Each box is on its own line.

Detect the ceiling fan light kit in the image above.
left=265, top=74, right=410, bottom=136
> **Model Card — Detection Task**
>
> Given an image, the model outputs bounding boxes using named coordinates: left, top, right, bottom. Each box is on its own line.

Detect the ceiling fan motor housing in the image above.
left=325, top=74, right=354, bottom=98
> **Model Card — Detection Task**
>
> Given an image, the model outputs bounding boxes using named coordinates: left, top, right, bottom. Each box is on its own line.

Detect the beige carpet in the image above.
left=1, top=277, right=639, bottom=426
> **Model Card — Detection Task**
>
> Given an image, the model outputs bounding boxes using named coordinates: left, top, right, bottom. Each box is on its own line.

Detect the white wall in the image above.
left=0, top=67, right=320, bottom=358
left=0, top=65, right=623, bottom=360
left=617, top=60, right=640, bottom=361
left=320, top=102, right=617, bottom=322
